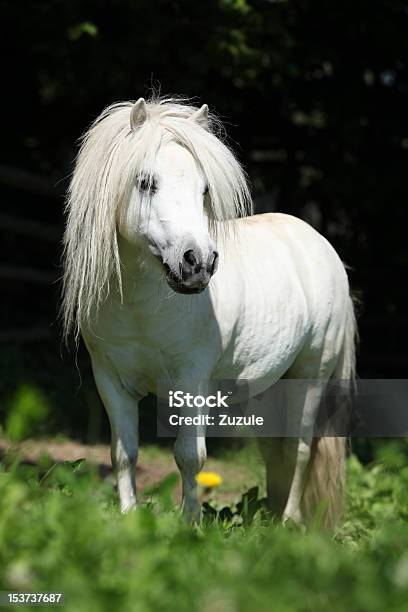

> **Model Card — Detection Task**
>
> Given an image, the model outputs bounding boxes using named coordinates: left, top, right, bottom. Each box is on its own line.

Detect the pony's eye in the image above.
left=203, top=184, right=209, bottom=196
left=138, top=176, right=157, bottom=195
left=139, top=178, right=150, bottom=191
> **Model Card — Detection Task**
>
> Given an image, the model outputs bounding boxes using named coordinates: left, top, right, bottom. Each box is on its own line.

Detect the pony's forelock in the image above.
left=62, top=96, right=252, bottom=339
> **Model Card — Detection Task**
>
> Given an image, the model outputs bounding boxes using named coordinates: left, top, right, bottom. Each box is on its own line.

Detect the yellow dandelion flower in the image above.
left=195, top=471, right=223, bottom=488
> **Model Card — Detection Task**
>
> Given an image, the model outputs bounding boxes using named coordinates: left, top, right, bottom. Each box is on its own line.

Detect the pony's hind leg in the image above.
left=282, top=380, right=326, bottom=525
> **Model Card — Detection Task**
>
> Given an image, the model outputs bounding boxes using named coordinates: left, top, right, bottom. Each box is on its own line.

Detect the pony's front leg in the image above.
left=173, top=381, right=209, bottom=522
left=91, top=356, right=139, bottom=513
left=174, top=432, right=207, bottom=522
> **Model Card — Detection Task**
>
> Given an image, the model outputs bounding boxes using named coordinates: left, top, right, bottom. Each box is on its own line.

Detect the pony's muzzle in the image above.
left=163, top=246, right=219, bottom=294
left=182, top=248, right=218, bottom=278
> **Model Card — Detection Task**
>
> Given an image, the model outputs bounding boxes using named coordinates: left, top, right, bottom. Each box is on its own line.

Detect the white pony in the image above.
left=62, top=96, right=357, bottom=528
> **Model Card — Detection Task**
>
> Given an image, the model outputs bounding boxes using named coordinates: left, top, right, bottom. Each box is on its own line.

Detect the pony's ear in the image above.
left=130, top=98, right=148, bottom=131
left=189, top=104, right=209, bottom=129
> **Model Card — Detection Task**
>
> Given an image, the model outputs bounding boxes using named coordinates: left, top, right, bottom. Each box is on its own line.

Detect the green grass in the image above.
left=1, top=444, right=408, bottom=611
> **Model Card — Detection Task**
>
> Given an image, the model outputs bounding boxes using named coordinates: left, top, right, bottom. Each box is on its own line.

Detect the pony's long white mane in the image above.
left=62, top=96, right=252, bottom=338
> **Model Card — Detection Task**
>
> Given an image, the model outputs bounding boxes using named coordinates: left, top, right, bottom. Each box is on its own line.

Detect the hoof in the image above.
left=282, top=512, right=306, bottom=532
left=120, top=500, right=137, bottom=514
left=181, top=501, right=202, bottom=524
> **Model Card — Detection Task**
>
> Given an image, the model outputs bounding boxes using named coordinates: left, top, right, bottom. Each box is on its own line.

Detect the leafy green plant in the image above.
left=1, top=452, right=408, bottom=611
left=5, top=385, right=49, bottom=442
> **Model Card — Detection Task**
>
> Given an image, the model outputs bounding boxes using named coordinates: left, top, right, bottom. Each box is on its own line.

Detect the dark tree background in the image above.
left=1, top=0, right=407, bottom=442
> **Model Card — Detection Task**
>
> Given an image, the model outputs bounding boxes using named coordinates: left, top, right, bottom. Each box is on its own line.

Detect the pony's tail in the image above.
left=302, top=296, right=358, bottom=530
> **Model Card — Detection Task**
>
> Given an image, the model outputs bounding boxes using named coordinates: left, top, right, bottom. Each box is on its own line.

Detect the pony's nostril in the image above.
left=183, top=249, right=197, bottom=267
